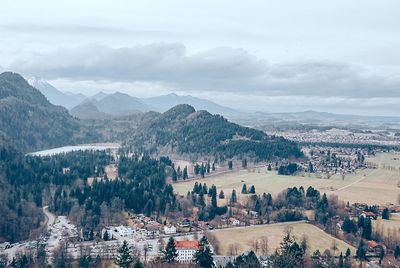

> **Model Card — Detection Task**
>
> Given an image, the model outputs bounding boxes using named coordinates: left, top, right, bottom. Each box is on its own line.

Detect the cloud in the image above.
left=9, top=43, right=400, bottom=98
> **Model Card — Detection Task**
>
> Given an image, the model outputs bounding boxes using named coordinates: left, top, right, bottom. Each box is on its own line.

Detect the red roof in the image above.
left=367, top=240, right=379, bottom=249
left=175, top=240, right=199, bottom=250
left=364, top=211, right=375, bottom=217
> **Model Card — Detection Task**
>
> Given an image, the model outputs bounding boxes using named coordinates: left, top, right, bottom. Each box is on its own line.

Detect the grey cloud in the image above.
left=10, top=43, right=400, bottom=98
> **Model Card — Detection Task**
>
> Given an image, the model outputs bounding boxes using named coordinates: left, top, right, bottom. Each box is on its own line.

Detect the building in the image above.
left=164, top=224, right=177, bottom=234
left=229, top=217, right=240, bottom=226
left=175, top=240, right=199, bottom=263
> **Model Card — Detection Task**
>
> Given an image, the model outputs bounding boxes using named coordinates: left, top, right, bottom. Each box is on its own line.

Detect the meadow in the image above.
left=173, top=153, right=400, bottom=205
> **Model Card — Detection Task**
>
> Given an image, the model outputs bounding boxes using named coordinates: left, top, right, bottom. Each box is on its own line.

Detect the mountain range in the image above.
left=27, top=77, right=240, bottom=119
left=28, top=77, right=400, bottom=129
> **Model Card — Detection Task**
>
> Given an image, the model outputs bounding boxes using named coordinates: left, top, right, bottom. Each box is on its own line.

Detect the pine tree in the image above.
left=211, top=189, right=217, bottom=209
left=249, top=185, right=256, bottom=194
left=228, top=161, right=233, bottom=170
left=194, top=236, right=214, bottom=268
left=200, top=163, right=205, bottom=178
left=183, top=166, right=188, bottom=180
left=395, top=246, right=400, bottom=259
left=230, top=190, right=237, bottom=204
left=241, top=184, right=247, bottom=194
left=382, top=208, right=390, bottom=220
left=103, top=230, right=109, bottom=241
left=115, top=240, right=133, bottom=268
left=362, top=217, right=372, bottom=240
left=267, top=164, right=272, bottom=171
left=164, top=237, right=178, bottom=263
left=338, top=252, right=344, bottom=268
left=219, top=190, right=225, bottom=199
left=172, top=168, right=177, bottom=182
left=242, top=158, right=247, bottom=168
left=212, top=163, right=216, bottom=171
left=356, top=240, right=366, bottom=260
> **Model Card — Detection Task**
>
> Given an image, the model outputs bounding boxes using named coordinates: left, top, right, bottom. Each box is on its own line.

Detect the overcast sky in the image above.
left=1, top=0, right=400, bottom=116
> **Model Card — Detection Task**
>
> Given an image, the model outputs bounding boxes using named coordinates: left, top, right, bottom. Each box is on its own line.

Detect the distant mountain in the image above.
left=243, top=110, right=400, bottom=130
left=0, top=72, right=91, bottom=152
left=72, top=92, right=149, bottom=118
left=90, top=91, right=108, bottom=101
left=128, top=104, right=302, bottom=160
left=142, top=93, right=239, bottom=116
left=27, top=77, right=86, bottom=109
left=71, top=92, right=241, bottom=119
left=70, top=101, right=110, bottom=120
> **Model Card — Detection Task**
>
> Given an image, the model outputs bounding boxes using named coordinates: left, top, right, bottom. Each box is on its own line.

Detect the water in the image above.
left=27, top=143, right=120, bottom=156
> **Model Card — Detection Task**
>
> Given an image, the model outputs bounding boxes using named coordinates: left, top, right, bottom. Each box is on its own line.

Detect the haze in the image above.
left=1, top=0, right=400, bottom=116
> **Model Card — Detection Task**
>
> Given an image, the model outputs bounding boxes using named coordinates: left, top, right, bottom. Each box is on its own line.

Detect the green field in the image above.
left=174, top=153, right=400, bottom=205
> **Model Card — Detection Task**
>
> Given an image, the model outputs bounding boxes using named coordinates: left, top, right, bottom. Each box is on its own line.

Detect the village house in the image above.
left=146, top=224, right=160, bottom=238
left=163, top=224, right=177, bottom=234
left=175, top=240, right=200, bottom=263
left=367, top=240, right=385, bottom=256
left=228, top=217, right=240, bottom=226
left=360, top=211, right=377, bottom=220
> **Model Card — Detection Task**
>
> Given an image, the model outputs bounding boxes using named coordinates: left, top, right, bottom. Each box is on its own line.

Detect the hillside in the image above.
left=129, top=104, right=303, bottom=160
left=0, top=72, right=91, bottom=152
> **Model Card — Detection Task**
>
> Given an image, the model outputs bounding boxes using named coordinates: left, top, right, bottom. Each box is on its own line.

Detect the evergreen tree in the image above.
left=345, top=248, right=351, bottom=258
left=235, top=251, right=260, bottom=268
left=356, top=240, right=366, bottom=260
left=338, top=252, right=344, bottom=268
left=103, top=230, right=109, bottom=241
left=241, top=184, right=247, bottom=194
left=183, top=166, right=188, bottom=180
left=194, top=236, right=214, bottom=268
left=230, top=190, right=237, bottom=204
left=200, top=163, right=205, bottom=178
left=249, top=185, right=256, bottom=194
left=115, top=240, right=133, bottom=268
left=212, top=163, right=216, bottom=171
left=211, top=189, right=217, bottom=209
left=362, top=217, right=372, bottom=240
left=270, top=232, right=305, bottom=268
left=267, top=164, right=272, bottom=171
left=228, top=161, right=233, bottom=170
left=382, top=208, right=390, bottom=220
left=219, top=190, right=225, bottom=199
left=163, top=237, right=178, bottom=263
left=172, top=168, right=177, bottom=182
left=342, top=217, right=357, bottom=233
left=242, top=158, right=247, bottom=168
left=133, top=261, right=144, bottom=268
left=395, top=246, right=400, bottom=259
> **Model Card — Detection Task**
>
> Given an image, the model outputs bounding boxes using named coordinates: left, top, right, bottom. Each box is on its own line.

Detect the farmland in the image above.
left=173, top=152, right=400, bottom=205
left=210, top=222, right=355, bottom=256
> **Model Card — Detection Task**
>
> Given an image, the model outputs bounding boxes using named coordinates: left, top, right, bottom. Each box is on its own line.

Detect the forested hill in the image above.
left=129, top=104, right=303, bottom=160
left=0, top=72, right=92, bottom=153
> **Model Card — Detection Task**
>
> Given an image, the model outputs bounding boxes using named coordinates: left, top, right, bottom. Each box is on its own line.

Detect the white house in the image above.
left=175, top=240, right=199, bottom=263
left=164, top=224, right=177, bottom=234
left=228, top=217, right=240, bottom=226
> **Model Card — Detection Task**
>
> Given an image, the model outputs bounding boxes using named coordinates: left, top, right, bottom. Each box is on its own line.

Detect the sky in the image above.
left=1, top=0, right=400, bottom=116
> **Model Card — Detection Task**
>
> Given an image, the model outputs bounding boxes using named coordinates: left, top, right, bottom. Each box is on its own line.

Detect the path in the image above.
left=334, top=154, right=383, bottom=192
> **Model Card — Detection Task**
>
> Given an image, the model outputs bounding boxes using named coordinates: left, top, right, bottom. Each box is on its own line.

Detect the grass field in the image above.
left=373, top=213, right=400, bottom=237
left=173, top=153, right=400, bottom=205
left=210, top=222, right=355, bottom=256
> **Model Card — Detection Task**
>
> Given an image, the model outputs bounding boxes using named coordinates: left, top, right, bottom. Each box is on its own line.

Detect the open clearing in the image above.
left=173, top=153, right=400, bottom=205
left=210, top=222, right=355, bottom=256
left=373, top=213, right=400, bottom=237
